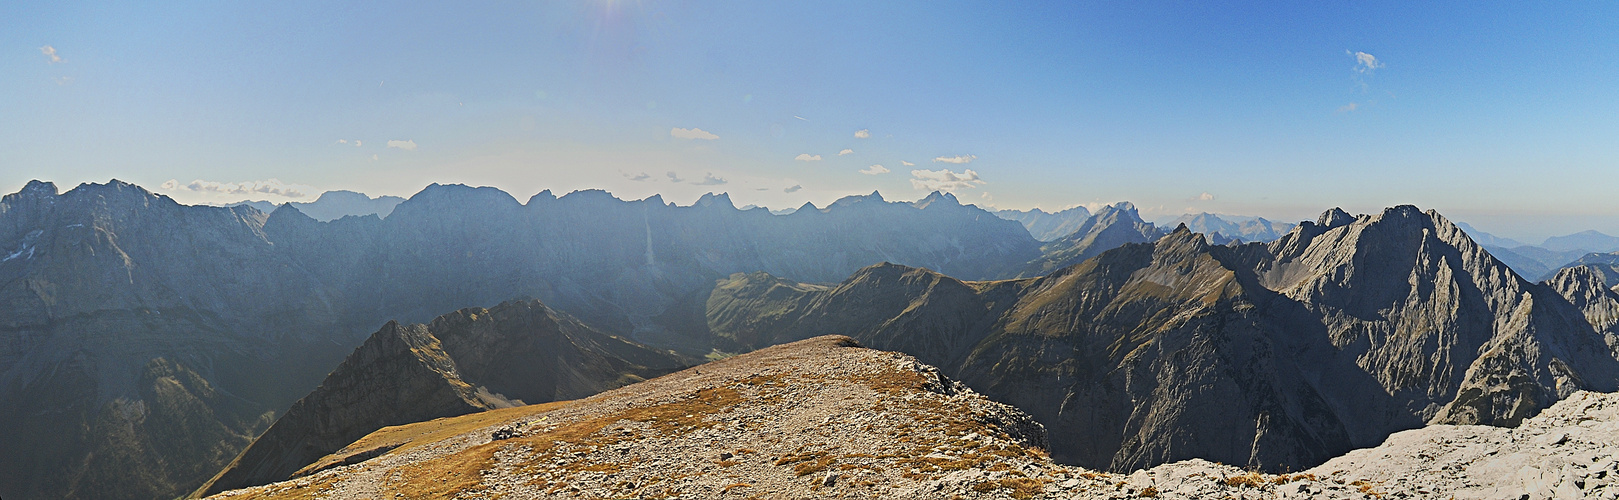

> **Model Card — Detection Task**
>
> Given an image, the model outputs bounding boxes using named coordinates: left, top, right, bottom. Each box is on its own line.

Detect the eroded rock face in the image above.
left=1306, top=390, right=1619, bottom=500
left=706, top=206, right=1619, bottom=473
left=194, top=300, right=690, bottom=497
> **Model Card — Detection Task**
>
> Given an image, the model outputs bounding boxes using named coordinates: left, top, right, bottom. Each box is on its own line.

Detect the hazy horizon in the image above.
left=8, top=176, right=1613, bottom=245
left=7, top=2, right=1619, bottom=242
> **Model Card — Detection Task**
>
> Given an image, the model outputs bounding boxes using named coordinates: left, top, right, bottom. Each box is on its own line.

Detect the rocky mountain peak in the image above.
left=829, top=190, right=886, bottom=208
left=1316, top=207, right=1355, bottom=227
left=395, top=183, right=521, bottom=216
left=694, top=192, right=736, bottom=209
left=912, top=190, right=962, bottom=210
left=525, top=189, right=557, bottom=205
left=17, top=180, right=59, bottom=197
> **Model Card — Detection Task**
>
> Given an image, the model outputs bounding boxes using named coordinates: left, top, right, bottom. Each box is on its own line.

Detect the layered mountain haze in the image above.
left=1164, top=212, right=1296, bottom=244
left=196, top=299, right=690, bottom=497
left=706, top=205, right=1619, bottom=472
left=1016, top=202, right=1165, bottom=278
left=1542, top=230, right=1619, bottom=254
left=225, top=190, right=405, bottom=222
left=994, top=206, right=1093, bottom=241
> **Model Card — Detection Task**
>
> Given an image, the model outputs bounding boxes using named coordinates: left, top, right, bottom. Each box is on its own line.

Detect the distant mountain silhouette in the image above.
left=994, top=206, right=1092, bottom=241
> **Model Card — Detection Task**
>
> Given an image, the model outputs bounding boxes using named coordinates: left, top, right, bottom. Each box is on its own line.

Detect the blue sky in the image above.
left=4, top=1, right=1618, bottom=240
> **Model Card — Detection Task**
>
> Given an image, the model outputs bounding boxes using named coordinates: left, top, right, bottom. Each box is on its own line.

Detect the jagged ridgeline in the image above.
left=0, top=180, right=1041, bottom=500
left=706, top=206, right=1619, bottom=472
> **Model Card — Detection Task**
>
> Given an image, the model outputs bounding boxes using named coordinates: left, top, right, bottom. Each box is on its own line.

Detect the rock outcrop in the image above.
left=194, top=299, right=689, bottom=497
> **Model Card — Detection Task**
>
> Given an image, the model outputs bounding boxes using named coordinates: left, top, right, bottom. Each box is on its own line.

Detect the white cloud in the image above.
left=371, top=154, right=378, bottom=161
left=336, top=139, right=347, bottom=144
left=795, top=153, right=822, bottom=161
left=53, top=76, right=73, bottom=86
left=794, top=115, right=808, bottom=121
left=859, top=164, right=890, bottom=175
left=387, top=139, right=417, bottom=150
left=784, top=184, right=802, bottom=193
left=667, top=171, right=684, bottom=183
left=854, top=129, right=871, bottom=139
left=160, top=178, right=312, bottom=199
left=1349, top=50, right=1383, bottom=73
left=1197, top=192, right=1215, bottom=201
left=901, top=160, right=915, bottom=166
left=932, top=154, right=977, bottom=164
left=909, top=168, right=985, bottom=192
left=671, top=127, right=719, bottom=140
left=692, top=172, right=727, bottom=186
left=1338, top=102, right=1359, bottom=113
left=40, top=45, right=61, bottom=64
left=838, top=149, right=854, bottom=156
left=353, top=140, right=362, bottom=147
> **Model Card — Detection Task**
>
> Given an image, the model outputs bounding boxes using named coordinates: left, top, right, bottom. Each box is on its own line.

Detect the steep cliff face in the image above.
left=706, top=206, right=1619, bottom=473
left=1017, top=202, right=1165, bottom=278
left=196, top=299, right=690, bottom=497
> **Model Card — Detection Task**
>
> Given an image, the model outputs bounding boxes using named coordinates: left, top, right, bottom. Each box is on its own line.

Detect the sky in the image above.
left=4, top=1, right=1618, bottom=241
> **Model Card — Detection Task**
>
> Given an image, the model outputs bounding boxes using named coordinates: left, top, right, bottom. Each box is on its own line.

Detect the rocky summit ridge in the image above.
left=207, top=337, right=1619, bottom=500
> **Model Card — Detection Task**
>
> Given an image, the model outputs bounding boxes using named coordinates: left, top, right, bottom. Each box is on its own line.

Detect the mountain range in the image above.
left=702, top=206, right=1619, bottom=471
left=994, top=206, right=1093, bottom=241
left=225, top=190, right=405, bottom=222
left=0, top=180, right=1049, bottom=499
left=9, top=178, right=1619, bottom=499
left=1163, top=212, right=1296, bottom=244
